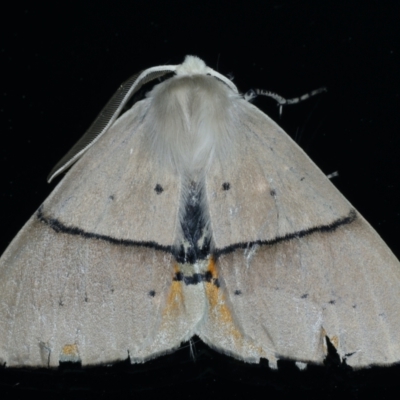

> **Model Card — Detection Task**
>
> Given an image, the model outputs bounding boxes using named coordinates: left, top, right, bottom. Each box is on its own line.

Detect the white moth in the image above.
left=1, top=55, right=399, bottom=369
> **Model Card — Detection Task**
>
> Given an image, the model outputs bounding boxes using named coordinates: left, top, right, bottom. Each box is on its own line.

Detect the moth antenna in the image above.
left=244, top=87, right=327, bottom=116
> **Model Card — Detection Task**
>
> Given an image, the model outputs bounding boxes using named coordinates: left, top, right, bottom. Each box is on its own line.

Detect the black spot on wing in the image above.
left=154, top=184, right=164, bottom=194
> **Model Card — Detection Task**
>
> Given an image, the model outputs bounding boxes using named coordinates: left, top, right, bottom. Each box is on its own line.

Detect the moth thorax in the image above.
left=145, top=74, right=237, bottom=173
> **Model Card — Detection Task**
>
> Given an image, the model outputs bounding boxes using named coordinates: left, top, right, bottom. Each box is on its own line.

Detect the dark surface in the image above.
left=1, top=1, right=400, bottom=398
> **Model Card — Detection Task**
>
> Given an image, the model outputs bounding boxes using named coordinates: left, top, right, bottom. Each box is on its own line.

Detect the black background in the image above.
left=1, top=1, right=400, bottom=398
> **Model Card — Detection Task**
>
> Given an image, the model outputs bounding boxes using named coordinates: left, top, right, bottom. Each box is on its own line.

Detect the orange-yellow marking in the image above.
left=321, top=328, right=339, bottom=352
left=61, top=344, right=79, bottom=357
left=205, top=258, right=267, bottom=357
left=330, top=335, right=339, bottom=349
left=163, top=264, right=184, bottom=318
left=157, top=258, right=266, bottom=357
left=205, top=257, right=242, bottom=342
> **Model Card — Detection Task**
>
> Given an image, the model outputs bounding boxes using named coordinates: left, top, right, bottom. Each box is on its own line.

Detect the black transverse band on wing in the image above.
left=214, top=210, right=357, bottom=257
left=37, top=205, right=357, bottom=260
left=36, top=205, right=173, bottom=254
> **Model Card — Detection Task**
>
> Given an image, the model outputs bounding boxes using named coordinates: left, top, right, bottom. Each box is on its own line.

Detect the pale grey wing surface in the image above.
left=198, top=215, right=400, bottom=368
left=0, top=217, right=186, bottom=367
left=200, top=100, right=400, bottom=368
left=41, top=99, right=182, bottom=248
left=0, top=99, right=200, bottom=367
left=205, top=99, right=353, bottom=250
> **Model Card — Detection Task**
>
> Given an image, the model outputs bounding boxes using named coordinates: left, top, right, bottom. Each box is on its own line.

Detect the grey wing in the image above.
left=204, top=100, right=353, bottom=249
left=198, top=100, right=400, bottom=368
left=198, top=216, right=400, bottom=368
left=0, top=216, right=183, bottom=366
left=42, top=100, right=181, bottom=248
left=0, top=101, right=196, bottom=367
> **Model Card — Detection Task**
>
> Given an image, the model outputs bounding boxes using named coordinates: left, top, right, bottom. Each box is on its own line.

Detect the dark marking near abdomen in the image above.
left=173, top=271, right=219, bottom=287
left=177, top=181, right=210, bottom=264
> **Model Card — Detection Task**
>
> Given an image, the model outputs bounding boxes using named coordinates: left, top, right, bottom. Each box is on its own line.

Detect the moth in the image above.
left=1, top=55, right=399, bottom=369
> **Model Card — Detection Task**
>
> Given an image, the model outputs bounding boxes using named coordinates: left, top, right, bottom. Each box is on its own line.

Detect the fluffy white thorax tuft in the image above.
left=175, top=55, right=208, bottom=76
